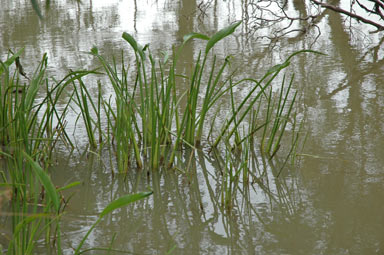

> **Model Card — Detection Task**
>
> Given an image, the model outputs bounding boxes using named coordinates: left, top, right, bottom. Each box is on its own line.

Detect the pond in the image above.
left=1, top=0, right=384, bottom=254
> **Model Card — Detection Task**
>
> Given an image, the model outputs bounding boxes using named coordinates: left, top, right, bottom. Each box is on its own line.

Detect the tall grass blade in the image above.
left=22, top=151, right=60, bottom=212
left=25, top=54, right=47, bottom=110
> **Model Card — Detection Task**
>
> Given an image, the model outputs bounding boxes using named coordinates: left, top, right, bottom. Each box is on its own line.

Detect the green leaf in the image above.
left=286, top=49, right=326, bottom=62
left=266, top=50, right=326, bottom=76
left=74, top=191, right=153, bottom=255
left=0, top=48, right=25, bottom=76
left=266, top=62, right=290, bottom=76
left=75, top=192, right=152, bottom=254
left=183, top=32, right=210, bottom=45
left=23, top=151, right=60, bottom=212
left=205, top=21, right=242, bottom=55
left=122, top=32, right=145, bottom=60
left=161, top=50, right=169, bottom=65
left=45, top=0, right=51, bottom=10
left=56, top=181, right=81, bottom=192
left=0, top=150, right=13, bottom=159
left=24, top=54, right=47, bottom=110
left=100, top=191, right=153, bottom=218
left=14, top=213, right=50, bottom=234
left=90, top=46, right=98, bottom=55
left=31, top=0, right=43, bottom=19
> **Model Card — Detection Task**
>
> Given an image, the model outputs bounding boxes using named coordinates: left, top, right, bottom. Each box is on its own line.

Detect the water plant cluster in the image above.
left=0, top=22, right=320, bottom=254
left=84, top=21, right=311, bottom=172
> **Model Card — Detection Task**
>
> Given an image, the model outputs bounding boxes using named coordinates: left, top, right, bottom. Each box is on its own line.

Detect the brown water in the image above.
left=1, top=0, right=384, bottom=254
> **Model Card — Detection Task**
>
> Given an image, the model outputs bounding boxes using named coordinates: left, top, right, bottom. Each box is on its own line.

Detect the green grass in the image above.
left=89, top=22, right=321, bottom=173
left=0, top=21, right=323, bottom=254
left=0, top=44, right=154, bottom=254
left=0, top=51, right=68, bottom=255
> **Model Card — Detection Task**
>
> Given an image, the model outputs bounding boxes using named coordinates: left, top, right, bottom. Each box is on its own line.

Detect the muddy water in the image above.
left=1, top=0, right=384, bottom=254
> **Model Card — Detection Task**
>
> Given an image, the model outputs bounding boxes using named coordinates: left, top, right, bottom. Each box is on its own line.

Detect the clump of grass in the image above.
left=0, top=50, right=85, bottom=254
left=90, top=21, right=322, bottom=173
left=0, top=21, right=323, bottom=254
left=70, top=70, right=105, bottom=151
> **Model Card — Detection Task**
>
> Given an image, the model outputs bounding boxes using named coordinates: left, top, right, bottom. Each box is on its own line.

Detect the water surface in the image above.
left=1, top=0, right=384, bottom=254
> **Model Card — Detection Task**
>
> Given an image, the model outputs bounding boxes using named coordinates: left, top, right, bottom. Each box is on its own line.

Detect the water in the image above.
left=1, top=0, right=384, bottom=254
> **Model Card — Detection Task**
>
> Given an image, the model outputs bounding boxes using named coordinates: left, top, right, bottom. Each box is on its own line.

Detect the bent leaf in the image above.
left=205, top=21, right=241, bottom=55
left=183, top=32, right=210, bottom=45
left=266, top=49, right=325, bottom=76
left=90, top=46, right=98, bottom=55
left=122, top=32, right=145, bottom=60
left=266, top=62, right=290, bottom=76
left=0, top=48, right=25, bottom=76
left=75, top=191, right=153, bottom=254
left=56, top=181, right=81, bottom=192
left=286, top=49, right=326, bottom=62
left=100, top=191, right=153, bottom=218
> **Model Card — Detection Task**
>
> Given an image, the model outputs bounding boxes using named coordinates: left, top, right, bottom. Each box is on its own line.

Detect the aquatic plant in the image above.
left=0, top=51, right=67, bottom=254
left=0, top=21, right=322, bottom=254
left=0, top=47, right=154, bottom=255
left=90, top=21, right=321, bottom=173
left=74, top=191, right=153, bottom=254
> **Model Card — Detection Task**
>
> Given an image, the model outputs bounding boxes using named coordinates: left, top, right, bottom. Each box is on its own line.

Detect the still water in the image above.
left=1, top=0, right=384, bottom=254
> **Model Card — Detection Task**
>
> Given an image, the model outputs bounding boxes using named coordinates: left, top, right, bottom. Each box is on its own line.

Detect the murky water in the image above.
left=1, top=0, right=384, bottom=254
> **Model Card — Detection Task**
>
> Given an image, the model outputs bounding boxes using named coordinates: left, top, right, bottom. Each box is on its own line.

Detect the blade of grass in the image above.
left=75, top=191, right=153, bottom=254
left=22, top=151, right=60, bottom=212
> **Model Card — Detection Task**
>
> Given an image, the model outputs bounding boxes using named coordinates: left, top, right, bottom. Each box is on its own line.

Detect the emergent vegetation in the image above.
left=0, top=22, right=321, bottom=254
